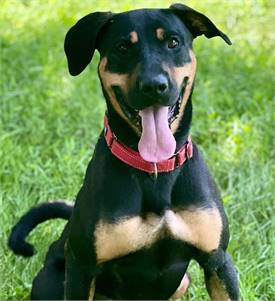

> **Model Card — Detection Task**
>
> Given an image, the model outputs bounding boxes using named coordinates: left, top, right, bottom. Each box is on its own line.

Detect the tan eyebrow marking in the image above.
left=129, top=31, right=138, bottom=43
left=156, top=28, right=165, bottom=40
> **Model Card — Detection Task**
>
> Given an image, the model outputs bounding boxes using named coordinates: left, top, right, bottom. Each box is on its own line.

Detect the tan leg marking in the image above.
left=163, top=49, right=197, bottom=133
left=95, top=214, right=164, bottom=263
left=206, top=272, right=231, bottom=301
left=129, top=31, right=138, bottom=43
left=98, top=57, right=140, bottom=134
left=88, top=279, right=95, bottom=301
left=156, top=28, right=165, bottom=40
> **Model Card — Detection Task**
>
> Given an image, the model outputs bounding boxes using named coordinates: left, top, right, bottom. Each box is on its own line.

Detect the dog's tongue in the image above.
left=138, top=106, right=176, bottom=163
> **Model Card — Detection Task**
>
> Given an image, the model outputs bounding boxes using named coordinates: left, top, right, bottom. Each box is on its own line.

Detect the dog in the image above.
left=8, top=3, right=240, bottom=300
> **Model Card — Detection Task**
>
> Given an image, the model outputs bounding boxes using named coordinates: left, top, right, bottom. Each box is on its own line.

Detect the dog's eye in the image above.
left=116, top=42, right=129, bottom=55
left=167, top=37, right=180, bottom=49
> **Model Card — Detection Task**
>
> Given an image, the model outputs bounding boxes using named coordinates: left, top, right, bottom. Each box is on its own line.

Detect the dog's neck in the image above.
left=105, top=93, right=193, bottom=152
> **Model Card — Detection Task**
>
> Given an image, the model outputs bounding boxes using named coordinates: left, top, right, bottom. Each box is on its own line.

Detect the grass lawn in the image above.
left=0, top=0, right=274, bottom=299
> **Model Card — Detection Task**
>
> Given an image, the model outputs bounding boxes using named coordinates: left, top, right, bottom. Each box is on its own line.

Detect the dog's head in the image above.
left=65, top=3, right=231, bottom=162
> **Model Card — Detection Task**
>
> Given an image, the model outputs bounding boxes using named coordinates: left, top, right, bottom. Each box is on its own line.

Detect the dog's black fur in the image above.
left=9, top=4, right=239, bottom=300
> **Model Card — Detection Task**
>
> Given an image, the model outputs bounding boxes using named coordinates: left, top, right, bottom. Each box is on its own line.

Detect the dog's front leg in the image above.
left=65, top=240, right=96, bottom=300
left=200, top=250, right=240, bottom=301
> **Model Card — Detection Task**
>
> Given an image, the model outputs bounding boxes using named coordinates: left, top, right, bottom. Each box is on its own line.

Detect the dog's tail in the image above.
left=8, top=201, right=73, bottom=257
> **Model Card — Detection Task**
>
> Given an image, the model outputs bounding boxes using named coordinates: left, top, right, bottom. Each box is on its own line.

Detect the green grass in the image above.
left=0, top=0, right=274, bottom=299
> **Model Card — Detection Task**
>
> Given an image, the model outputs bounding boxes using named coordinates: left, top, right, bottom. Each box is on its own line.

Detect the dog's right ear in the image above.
left=64, top=12, right=114, bottom=76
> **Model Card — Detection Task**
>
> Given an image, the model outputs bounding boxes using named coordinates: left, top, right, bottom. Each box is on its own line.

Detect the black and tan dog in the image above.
left=8, top=3, right=240, bottom=300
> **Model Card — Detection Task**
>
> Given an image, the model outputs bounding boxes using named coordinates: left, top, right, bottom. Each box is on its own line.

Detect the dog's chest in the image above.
left=94, top=207, right=222, bottom=263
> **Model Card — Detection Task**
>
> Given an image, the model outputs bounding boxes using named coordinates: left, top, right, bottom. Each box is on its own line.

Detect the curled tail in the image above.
left=8, top=201, right=73, bottom=257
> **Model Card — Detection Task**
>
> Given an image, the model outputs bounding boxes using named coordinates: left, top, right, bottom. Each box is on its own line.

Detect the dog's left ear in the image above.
left=170, top=3, right=232, bottom=45
left=64, top=12, right=115, bottom=76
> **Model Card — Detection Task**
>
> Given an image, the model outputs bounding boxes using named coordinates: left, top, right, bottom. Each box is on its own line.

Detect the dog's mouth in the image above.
left=113, top=86, right=141, bottom=130
left=113, top=77, right=188, bottom=132
left=112, top=77, right=189, bottom=163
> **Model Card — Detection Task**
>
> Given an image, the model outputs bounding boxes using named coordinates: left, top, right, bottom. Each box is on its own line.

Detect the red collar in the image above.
left=104, top=115, right=193, bottom=174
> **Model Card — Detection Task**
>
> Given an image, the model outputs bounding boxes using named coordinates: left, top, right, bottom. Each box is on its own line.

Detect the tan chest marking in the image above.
left=95, top=214, right=163, bottom=263
left=165, top=208, right=222, bottom=252
left=94, top=207, right=222, bottom=263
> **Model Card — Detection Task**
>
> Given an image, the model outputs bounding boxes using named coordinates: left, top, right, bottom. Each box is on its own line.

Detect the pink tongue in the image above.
left=138, top=106, right=176, bottom=163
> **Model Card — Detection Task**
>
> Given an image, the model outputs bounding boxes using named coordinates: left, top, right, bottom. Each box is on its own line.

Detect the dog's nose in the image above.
left=139, top=75, right=169, bottom=96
